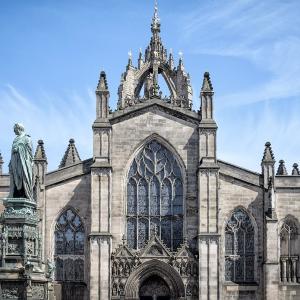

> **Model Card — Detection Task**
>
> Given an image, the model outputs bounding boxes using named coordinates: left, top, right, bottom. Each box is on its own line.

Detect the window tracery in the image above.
left=54, top=208, right=85, bottom=282
left=224, top=208, right=255, bottom=283
left=280, top=217, right=299, bottom=282
left=126, top=140, right=183, bottom=251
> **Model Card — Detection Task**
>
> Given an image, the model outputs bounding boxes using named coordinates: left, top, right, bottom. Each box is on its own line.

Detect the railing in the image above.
left=280, top=255, right=299, bottom=283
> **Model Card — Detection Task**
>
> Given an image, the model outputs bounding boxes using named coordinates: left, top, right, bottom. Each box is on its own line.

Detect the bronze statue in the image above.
left=9, top=123, right=33, bottom=200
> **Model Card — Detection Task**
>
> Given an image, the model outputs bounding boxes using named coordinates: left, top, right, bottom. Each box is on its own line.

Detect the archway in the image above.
left=139, top=275, right=171, bottom=300
left=124, top=259, right=185, bottom=299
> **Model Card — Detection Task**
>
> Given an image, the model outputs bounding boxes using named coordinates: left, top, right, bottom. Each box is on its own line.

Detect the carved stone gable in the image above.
left=139, top=234, right=171, bottom=258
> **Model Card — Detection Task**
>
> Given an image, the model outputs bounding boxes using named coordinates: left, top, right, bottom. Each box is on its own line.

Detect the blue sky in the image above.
left=1, top=0, right=300, bottom=173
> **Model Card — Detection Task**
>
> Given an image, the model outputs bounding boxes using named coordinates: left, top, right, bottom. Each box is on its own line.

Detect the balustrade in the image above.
left=280, top=255, right=298, bottom=283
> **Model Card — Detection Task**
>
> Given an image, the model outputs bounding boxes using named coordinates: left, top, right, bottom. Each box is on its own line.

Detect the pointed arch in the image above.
left=134, top=63, right=177, bottom=99
left=279, top=215, right=300, bottom=282
left=54, top=207, right=85, bottom=284
left=125, top=136, right=185, bottom=251
left=223, top=206, right=256, bottom=283
left=124, top=259, right=185, bottom=299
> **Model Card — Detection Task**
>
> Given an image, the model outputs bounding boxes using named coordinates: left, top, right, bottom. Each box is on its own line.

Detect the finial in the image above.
left=127, top=50, right=133, bottom=68
left=201, top=71, right=213, bottom=91
left=97, top=70, right=108, bottom=91
left=292, top=163, right=300, bottom=175
left=34, top=139, right=47, bottom=162
left=122, top=234, right=127, bottom=245
left=151, top=0, right=160, bottom=33
left=276, top=160, right=287, bottom=175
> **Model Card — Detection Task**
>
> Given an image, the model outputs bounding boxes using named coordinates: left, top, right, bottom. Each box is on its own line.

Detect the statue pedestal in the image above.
left=0, top=197, right=54, bottom=299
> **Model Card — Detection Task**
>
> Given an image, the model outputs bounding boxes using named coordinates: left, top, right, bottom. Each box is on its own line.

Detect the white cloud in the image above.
left=0, top=85, right=94, bottom=172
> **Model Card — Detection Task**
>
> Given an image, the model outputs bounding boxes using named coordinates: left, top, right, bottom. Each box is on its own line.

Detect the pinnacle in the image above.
left=262, top=141, right=275, bottom=163
left=59, top=138, right=81, bottom=168
left=97, top=71, right=108, bottom=91
left=34, top=139, right=47, bottom=161
left=276, top=160, right=287, bottom=175
left=201, top=71, right=213, bottom=91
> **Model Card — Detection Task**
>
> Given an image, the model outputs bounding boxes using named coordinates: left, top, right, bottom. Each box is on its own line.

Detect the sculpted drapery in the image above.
left=9, top=123, right=33, bottom=200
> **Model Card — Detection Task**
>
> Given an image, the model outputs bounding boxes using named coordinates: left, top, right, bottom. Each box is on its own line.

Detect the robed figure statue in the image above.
left=9, top=123, right=33, bottom=200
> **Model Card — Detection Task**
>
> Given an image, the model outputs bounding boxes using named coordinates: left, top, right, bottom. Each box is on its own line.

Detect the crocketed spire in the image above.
left=201, top=72, right=213, bottom=92
left=117, top=1, right=193, bottom=110
left=262, top=142, right=275, bottom=163
left=59, top=139, right=81, bottom=168
left=276, top=160, right=288, bottom=175
left=34, top=140, right=47, bottom=162
left=292, top=163, right=300, bottom=175
left=97, top=71, right=108, bottom=91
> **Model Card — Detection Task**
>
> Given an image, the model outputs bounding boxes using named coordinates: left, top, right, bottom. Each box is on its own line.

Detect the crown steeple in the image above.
left=117, top=1, right=193, bottom=110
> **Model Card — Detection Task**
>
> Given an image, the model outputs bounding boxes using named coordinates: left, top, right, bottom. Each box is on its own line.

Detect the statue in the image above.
left=8, top=123, right=33, bottom=200
left=46, top=258, right=55, bottom=280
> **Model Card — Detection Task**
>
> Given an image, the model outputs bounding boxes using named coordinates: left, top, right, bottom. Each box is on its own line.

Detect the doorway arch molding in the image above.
left=124, top=259, right=185, bottom=299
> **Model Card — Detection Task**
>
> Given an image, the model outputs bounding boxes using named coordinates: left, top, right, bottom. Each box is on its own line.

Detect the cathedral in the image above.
left=0, top=4, right=300, bottom=300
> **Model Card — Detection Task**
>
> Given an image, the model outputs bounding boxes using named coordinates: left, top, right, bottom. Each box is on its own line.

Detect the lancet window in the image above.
left=126, top=140, right=183, bottom=251
left=225, top=208, right=255, bottom=283
left=54, top=208, right=85, bottom=282
left=280, top=217, right=299, bottom=282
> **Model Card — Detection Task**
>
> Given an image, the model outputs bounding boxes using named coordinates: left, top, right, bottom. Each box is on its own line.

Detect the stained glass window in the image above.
left=224, top=208, right=255, bottom=283
left=126, top=140, right=183, bottom=250
left=54, top=208, right=85, bottom=282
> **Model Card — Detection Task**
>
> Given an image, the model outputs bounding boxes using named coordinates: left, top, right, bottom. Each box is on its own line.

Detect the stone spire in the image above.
left=292, top=163, right=300, bottom=175
left=34, top=140, right=47, bottom=162
left=200, top=72, right=214, bottom=121
left=0, top=152, right=3, bottom=175
left=59, top=138, right=81, bottom=168
left=276, top=160, right=287, bottom=175
left=261, top=142, right=276, bottom=201
left=96, top=71, right=110, bottom=119
left=262, top=142, right=275, bottom=163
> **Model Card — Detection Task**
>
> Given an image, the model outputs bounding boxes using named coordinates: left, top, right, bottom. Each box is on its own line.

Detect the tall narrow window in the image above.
left=54, top=208, right=85, bottom=299
left=225, top=208, right=255, bottom=283
left=126, top=140, right=183, bottom=251
left=280, top=217, right=299, bottom=282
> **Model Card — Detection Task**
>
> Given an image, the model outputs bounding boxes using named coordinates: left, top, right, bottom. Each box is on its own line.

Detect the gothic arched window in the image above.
left=127, top=140, right=183, bottom=251
left=225, top=208, right=255, bottom=283
left=280, top=217, right=299, bottom=282
left=54, top=208, right=85, bottom=282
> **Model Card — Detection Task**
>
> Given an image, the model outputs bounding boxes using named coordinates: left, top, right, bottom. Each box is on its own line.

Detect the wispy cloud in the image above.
left=181, top=0, right=300, bottom=106
left=0, top=85, right=94, bottom=172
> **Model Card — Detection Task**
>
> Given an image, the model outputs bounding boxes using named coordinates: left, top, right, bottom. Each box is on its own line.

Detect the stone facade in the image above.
left=1, top=4, right=300, bottom=300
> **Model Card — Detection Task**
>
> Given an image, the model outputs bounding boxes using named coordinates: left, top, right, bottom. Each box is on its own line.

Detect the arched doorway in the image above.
left=124, top=259, right=185, bottom=299
left=139, top=275, right=171, bottom=300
